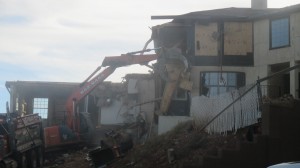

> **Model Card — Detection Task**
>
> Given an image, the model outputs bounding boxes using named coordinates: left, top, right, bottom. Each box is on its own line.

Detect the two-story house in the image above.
left=151, top=0, right=300, bottom=100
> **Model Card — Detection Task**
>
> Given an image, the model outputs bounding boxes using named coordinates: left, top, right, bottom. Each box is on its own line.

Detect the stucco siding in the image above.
left=254, top=12, right=300, bottom=66
left=138, top=79, right=155, bottom=124
left=291, top=12, right=300, bottom=60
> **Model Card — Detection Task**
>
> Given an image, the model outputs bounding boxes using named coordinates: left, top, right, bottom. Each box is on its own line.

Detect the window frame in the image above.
left=33, top=98, right=49, bottom=119
left=269, top=16, right=290, bottom=49
left=199, top=71, right=245, bottom=97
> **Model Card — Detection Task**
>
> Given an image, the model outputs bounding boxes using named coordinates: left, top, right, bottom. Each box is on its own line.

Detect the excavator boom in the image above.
left=65, top=53, right=158, bottom=131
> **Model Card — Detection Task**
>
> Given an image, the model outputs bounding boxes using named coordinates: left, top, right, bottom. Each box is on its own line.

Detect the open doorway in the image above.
left=268, top=62, right=290, bottom=98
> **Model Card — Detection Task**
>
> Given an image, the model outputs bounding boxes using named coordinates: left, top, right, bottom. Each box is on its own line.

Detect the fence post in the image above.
left=256, top=76, right=263, bottom=111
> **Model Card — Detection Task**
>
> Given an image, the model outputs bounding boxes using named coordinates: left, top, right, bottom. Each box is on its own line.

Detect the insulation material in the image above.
left=195, top=23, right=218, bottom=56
left=224, top=22, right=253, bottom=55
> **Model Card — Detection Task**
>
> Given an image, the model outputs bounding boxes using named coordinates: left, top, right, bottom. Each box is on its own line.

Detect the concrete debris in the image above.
left=264, top=94, right=296, bottom=107
left=63, top=153, right=70, bottom=158
left=88, top=147, right=115, bottom=167
left=167, top=148, right=175, bottom=163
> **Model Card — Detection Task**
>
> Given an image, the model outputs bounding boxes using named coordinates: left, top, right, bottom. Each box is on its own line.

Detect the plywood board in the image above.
left=224, top=22, right=253, bottom=55
left=195, top=23, right=218, bottom=56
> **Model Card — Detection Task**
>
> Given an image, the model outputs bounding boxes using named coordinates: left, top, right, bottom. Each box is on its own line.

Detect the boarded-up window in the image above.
left=223, top=22, right=253, bottom=55
left=195, top=23, right=218, bottom=56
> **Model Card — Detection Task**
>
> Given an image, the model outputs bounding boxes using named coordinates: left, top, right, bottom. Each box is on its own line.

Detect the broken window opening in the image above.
left=200, top=72, right=245, bottom=97
left=33, top=98, right=49, bottom=119
left=173, top=88, right=187, bottom=100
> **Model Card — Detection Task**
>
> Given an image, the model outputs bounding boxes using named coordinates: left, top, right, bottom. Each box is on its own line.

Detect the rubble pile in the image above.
left=43, top=121, right=242, bottom=168
left=44, top=148, right=91, bottom=168
left=108, top=121, right=239, bottom=168
left=263, top=94, right=296, bottom=107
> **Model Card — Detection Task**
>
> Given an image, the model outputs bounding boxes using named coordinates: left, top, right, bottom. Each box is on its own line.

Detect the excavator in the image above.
left=44, top=47, right=192, bottom=149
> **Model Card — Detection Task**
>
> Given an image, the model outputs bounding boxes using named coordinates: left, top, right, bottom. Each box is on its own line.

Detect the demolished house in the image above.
left=101, top=1, right=300, bottom=167
left=3, top=0, right=300, bottom=167
left=5, top=0, right=300, bottom=141
left=151, top=0, right=300, bottom=129
left=5, top=62, right=191, bottom=143
left=155, top=1, right=300, bottom=93
left=5, top=81, right=103, bottom=127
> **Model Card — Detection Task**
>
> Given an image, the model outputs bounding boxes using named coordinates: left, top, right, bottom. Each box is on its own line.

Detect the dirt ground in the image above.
left=44, top=148, right=91, bottom=168
left=108, top=122, right=239, bottom=168
left=44, top=121, right=241, bottom=168
left=42, top=96, right=290, bottom=168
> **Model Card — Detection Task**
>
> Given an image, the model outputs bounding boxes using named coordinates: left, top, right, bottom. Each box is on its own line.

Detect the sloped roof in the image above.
left=252, top=3, right=300, bottom=18
left=175, top=7, right=276, bottom=21
left=5, top=81, right=79, bottom=88
left=152, top=4, right=300, bottom=22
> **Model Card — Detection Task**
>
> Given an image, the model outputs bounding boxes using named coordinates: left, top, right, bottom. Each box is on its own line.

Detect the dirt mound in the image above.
left=108, top=121, right=239, bottom=168
left=43, top=121, right=241, bottom=168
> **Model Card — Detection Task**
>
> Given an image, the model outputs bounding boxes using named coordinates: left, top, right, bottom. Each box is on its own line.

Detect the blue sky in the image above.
left=1, top=0, right=299, bottom=112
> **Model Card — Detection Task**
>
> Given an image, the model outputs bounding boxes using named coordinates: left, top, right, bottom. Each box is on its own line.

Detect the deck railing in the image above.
left=193, top=64, right=300, bottom=134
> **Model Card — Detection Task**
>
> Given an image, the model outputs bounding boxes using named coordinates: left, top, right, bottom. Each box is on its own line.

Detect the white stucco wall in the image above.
left=100, top=100, right=125, bottom=125
left=138, top=79, right=155, bottom=124
left=253, top=12, right=300, bottom=66
left=293, top=13, right=300, bottom=61
left=253, top=12, right=300, bottom=97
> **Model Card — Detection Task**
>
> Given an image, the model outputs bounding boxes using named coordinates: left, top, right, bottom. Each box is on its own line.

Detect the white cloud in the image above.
left=1, top=0, right=299, bottom=79
left=1, top=0, right=300, bottom=113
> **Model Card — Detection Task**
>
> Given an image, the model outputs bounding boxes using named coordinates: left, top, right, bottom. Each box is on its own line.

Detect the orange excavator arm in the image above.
left=65, top=53, right=158, bottom=130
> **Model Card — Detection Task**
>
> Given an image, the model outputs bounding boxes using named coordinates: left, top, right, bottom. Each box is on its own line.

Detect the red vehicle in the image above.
left=0, top=103, right=44, bottom=168
left=44, top=50, right=158, bottom=149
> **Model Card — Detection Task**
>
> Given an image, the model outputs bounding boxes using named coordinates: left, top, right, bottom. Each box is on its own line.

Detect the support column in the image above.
left=290, top=61, right=299, bottom=98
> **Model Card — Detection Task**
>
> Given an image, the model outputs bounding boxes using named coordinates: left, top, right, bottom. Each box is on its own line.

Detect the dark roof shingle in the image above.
left=174, top=7, right=277, bottom=21
left=152, top=4, right=300, bottom=22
